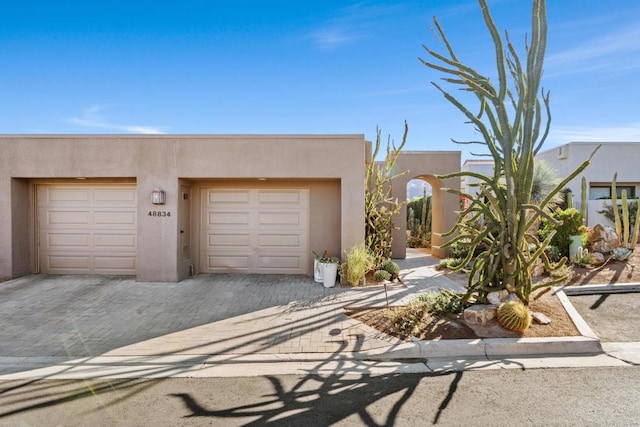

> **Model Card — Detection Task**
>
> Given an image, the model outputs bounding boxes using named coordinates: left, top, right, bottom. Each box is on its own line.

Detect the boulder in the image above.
left=588, top=224, right=620, bottom=254
left=591, top=251, right=606, bottom=264
left=464, top=304, right=498, bottom=326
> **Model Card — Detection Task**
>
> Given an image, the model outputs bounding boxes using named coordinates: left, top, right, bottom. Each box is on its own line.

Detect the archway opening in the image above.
left=406, top=178, right=433, bottom=250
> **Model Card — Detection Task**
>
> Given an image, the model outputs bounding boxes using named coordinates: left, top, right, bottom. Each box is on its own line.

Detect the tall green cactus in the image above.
left=420, top=0, right=599, bottom=305
left=581, top=177, right=587, bottom=224
left=611, top=173, right=640, bottom=250
left=365, top=123, right=408, bottom=268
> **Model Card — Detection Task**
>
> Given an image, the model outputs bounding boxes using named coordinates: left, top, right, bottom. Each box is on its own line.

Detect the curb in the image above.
left=563, top=283, right=640, bottom=295
left=358, top=288, right=603, bottom=361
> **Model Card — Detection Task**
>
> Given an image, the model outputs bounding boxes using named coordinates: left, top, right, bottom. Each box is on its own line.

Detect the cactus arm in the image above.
left=612, top=173, right=622, bottom=238
left=631, top=199, right=640, bottom=251
left=622, top=190, right=630, bottom=248
left=581, top=177, right=587, bottom=224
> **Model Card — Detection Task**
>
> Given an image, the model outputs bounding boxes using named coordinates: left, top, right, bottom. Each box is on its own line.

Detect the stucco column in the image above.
left=136, top=177, right=180, bottom=282
left=0, top=177, right=11, bottom=281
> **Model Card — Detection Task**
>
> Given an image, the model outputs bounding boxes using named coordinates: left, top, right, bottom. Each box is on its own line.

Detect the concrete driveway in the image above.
left=0, top=251, right=461, bottom=360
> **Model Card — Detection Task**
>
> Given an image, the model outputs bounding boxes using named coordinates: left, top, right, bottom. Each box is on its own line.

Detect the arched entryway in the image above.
left=391, top=152, right=461, bottom=259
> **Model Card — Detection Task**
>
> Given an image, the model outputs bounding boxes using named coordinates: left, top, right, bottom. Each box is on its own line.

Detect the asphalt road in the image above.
left=570, top=293, right=640, bottom=342
left=2, top=367, right=639, bottom=426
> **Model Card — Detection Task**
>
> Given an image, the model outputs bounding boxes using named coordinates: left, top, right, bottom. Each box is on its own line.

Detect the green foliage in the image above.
left=544, top=245, right=561, bottom=263
left=416, top=290, right=467, bottom=315
left=407, top=233, right=431, bottom=248
left=571, top=247, right=592, bottom=267
left=343, top=243, right=375, bottom=286
left=436, top=257, right=466, bottom=270
left=406, top=191, right=432, bottom=248
left=448, top=237, right=473, bottom=259
left=539, top=208, right=585, bottom=257
left=374, top=269, right=392, bottom=282
left=497, top=301, right=532, bottom=333
left=365, top=123, right=409, bottom=268
left=385, top=302, right=428, bottom=337
left=420, top=0, right=598, bottom=305
left=381, top=260, right=400, bottom=279
left=598, top=173, right=640, bottom=250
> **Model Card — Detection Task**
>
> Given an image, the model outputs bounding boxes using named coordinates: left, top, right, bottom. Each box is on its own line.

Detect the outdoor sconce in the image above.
left=151, top=189, right=166, bottom=205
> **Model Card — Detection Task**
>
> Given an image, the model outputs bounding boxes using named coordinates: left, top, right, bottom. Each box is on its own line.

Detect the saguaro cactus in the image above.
left=420, top=0, right=598, bottom=305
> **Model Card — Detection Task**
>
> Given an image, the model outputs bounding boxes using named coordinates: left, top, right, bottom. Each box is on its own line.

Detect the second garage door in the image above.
left=201, top=188, right=309, bottom=274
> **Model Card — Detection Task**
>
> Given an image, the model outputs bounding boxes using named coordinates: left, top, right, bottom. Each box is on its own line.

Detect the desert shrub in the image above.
left=436, top=258, right=465, bottom=271
left=599, top=200, right=638, bottom=230
left=384, top=301, right=428, bottom=337
left=416, top=290, right=466, bottom=315
left=407, top=233, right=431, bottom=248
left=381, top=260, right=400, bottom=279
left=448, top=238, right=473, bottom=259
left=539, top=208, right=585, bottom=257
left=544, top=245, right=561, bottom=263
left=374, top=269, right=391, bottom=282
left=342, top=243, right=375, bottom=286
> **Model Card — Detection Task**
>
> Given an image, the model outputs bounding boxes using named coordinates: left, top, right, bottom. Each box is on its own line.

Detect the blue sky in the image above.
left=1, top=0, right=639, bottom=159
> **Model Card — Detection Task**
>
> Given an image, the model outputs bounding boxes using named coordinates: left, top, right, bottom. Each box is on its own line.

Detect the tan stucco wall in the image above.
left=392, top=151, right=461, bottom=259
left=0, top=135, right=365, bottom=282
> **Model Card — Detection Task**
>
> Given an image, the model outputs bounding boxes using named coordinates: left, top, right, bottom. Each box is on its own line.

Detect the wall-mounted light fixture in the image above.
left=151, top=189, right=166, bottom=205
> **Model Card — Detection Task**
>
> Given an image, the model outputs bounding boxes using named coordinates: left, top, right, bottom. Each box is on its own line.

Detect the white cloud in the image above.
left=546, top=24, right=640, bottom=77
left=548, top=124, right=640, bottom=145
left=306, top=3, right=402, bottom=50
left=69, top=105, right=166, bottom=134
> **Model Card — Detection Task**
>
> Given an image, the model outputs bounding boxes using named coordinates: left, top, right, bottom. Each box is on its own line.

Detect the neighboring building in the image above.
left=460, top=159, right=495, bottom=197
left=536, top=142, right=640, bottom=227
left=0, top=135, right=462, bottom=283
left=460, top=142, right=640, bottom=228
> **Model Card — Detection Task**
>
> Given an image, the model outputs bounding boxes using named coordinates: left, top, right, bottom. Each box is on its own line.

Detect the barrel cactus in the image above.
left=382, top=260, right=400, bottom=279
left=497, top=301, right=532, bottom=333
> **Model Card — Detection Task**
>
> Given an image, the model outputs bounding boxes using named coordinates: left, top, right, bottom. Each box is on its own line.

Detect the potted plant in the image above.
left=313, top=251, right=340, bottom=288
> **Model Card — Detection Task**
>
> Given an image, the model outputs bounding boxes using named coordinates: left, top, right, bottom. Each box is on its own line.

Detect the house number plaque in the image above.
left=148, top=211, right=171, bottom=217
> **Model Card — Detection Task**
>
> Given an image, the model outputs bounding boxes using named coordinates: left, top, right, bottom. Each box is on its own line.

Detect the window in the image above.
left=589, top=185, right=636, bottom=199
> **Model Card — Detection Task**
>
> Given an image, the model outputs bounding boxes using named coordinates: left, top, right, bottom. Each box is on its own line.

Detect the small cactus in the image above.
left=382, top=261, right=400, bottom=279
left=374, top=269, right=391, bottom=282
left=497, top=301, right=532, bottom=333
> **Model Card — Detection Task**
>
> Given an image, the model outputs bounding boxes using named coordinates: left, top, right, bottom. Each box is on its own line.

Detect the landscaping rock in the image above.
left=487, top=290, right=509, bottom=305
left=464, top=304, right=498, bottom=326
left=588, top=224, right=620, bottom=254
left=592, top=251, right=606, bottom=264
left=532, top=311, right=552, bottom=325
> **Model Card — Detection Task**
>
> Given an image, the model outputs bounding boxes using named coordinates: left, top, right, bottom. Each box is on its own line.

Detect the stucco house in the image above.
left=461, top=142, right=640, bottom=228
left=536, top=142, right=640, bottom=227
left=0, top=135, right=461, bottom=283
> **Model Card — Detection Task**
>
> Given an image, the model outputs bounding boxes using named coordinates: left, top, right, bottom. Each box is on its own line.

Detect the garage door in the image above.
left=38, top=184, right=137, bottom=275
left=201, top=188, right=309, bottom=274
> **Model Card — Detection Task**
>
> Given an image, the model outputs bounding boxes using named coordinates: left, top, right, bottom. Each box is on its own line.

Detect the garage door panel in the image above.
left=45, top=232, right=91, bottom=249
left=258, top=190, right=303, bottom=205
left=207, top=254, right=251, bottom=270
left=258, top=211, right=304, bottom=226
left=201, top=188, right=309, bottom=274
left=207, top=232, right=251, bottom=248
left=44, top=210, right=91, bottom=226
left=38, top=184, right=137, bottom=275
left=94, top=188, right=136, bottom=203
left=94, top=233, right=136, bottom=249
left=257, top=255, right=301, bottom=270
left=94, top=211, right=136, bottom=226
left=44, top=188, right=91, bottom=203
left=257, top=233, right=302, bottom=248
left=45, top=255, right=92, bottom=271
left=208, top=190, right=251, bottom=204
left=207, top=211, right=250, bottom=226
left=94, top=256, right=136, bottom=271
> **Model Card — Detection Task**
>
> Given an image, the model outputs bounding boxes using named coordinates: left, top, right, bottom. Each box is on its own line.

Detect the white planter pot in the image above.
left=569, top=235, right=583, bottom=259
left=313, top=259, right=323, bottom=283
left=322, top=263, right=338, bottom=288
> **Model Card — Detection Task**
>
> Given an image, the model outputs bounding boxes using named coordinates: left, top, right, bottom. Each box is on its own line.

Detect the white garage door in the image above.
left=38, top=184, right=137, bottom=275
left=201, top=188, right=309, bottom=274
